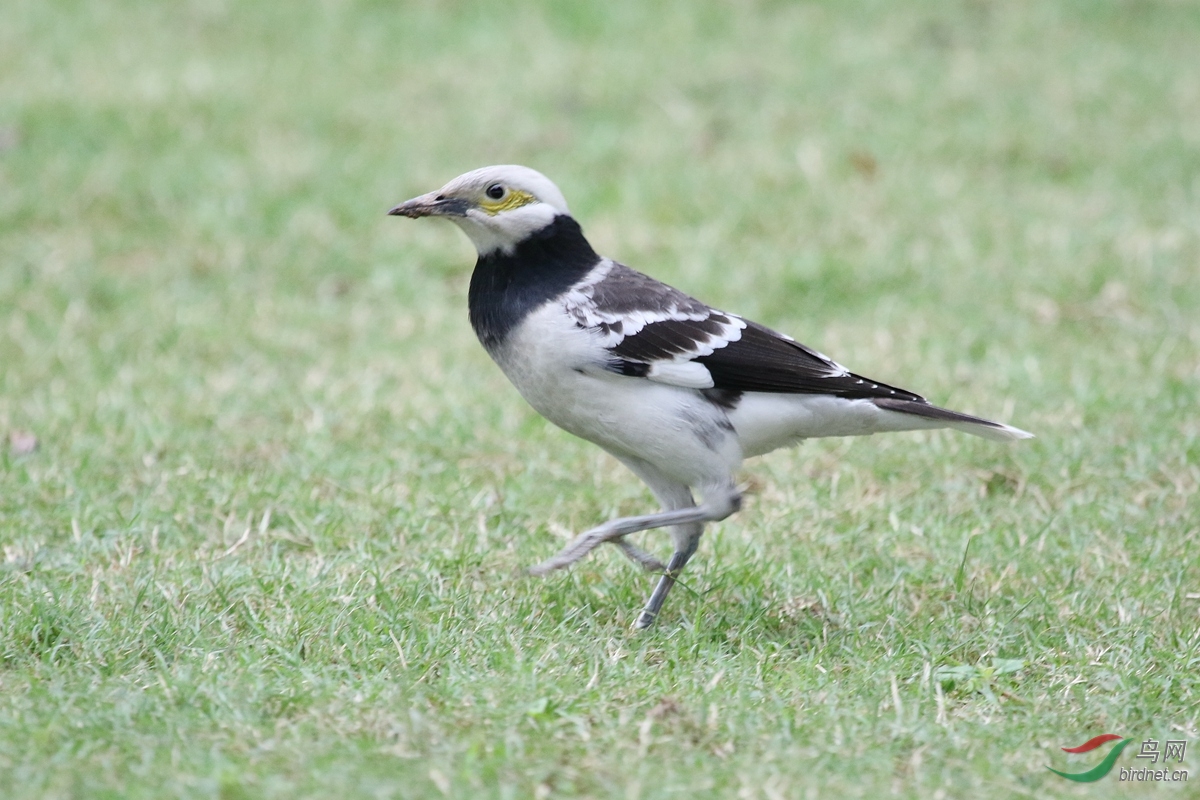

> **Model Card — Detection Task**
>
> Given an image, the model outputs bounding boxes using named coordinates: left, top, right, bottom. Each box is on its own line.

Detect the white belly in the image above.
left=488, top=304, right=743, bottom=486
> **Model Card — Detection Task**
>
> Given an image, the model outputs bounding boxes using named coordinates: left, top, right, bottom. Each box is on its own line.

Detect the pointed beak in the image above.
left=387, top=191, right=471, bottom=219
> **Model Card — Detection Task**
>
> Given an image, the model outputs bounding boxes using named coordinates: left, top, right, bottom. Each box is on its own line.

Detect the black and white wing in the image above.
left=563, top=261, right=925, bottom=402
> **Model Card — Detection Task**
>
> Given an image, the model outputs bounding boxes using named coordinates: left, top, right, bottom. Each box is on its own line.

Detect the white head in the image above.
left=388, top=165, right=571, bottom=256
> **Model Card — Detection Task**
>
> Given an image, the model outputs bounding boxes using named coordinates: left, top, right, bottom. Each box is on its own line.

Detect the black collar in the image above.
left=468, top=215, right=601, bottom=350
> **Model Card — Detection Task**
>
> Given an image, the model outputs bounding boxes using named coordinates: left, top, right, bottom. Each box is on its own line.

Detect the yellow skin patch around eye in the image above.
left=478, top=189, right=536, bottom=215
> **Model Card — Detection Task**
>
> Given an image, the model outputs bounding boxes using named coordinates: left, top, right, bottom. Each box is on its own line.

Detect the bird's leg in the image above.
left=527, top=502, right=729, bottom=575
left=612, top=539, right=667, bottom=572
left=528, top=454, right=741, bottom=627
left=633, top=530, right=702, bottom=630
left=605, top=464, right=696, bottom=575
left=627, top=473, right=702, bottom=628
left=530, top=483, right=740, bottom=571
left=634, top=482, right=742, bottom=629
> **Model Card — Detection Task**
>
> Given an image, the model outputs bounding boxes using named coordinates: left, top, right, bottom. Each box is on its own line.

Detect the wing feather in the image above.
left=564, top=262, right=925, bottom=402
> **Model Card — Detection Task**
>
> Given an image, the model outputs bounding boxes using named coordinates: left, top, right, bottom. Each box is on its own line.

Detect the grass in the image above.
left=1, top=0, right=1198, bottom=796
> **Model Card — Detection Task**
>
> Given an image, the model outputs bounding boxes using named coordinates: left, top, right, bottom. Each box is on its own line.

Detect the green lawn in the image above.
left=2, top=1, right=1198, bottom=797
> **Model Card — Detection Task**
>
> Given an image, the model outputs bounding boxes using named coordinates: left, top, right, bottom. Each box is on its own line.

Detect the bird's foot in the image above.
left=613, top=539, right=667, bottom=572
left=632, top=608, right=659, bottom=630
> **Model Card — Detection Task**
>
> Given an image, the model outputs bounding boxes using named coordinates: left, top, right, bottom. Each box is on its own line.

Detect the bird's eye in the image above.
left=485, top=183, right=505, bottom=200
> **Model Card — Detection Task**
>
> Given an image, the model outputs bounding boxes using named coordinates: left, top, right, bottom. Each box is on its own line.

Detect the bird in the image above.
left=388, top=165, right=1033, bottom=629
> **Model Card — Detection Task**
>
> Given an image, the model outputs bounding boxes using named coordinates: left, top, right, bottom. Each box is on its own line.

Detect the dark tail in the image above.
left=872, top=398, right=1034, bottom=442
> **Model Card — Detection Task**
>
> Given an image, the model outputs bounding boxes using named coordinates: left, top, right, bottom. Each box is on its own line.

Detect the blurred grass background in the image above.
left=1, top=0, right=1198, bottom=797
